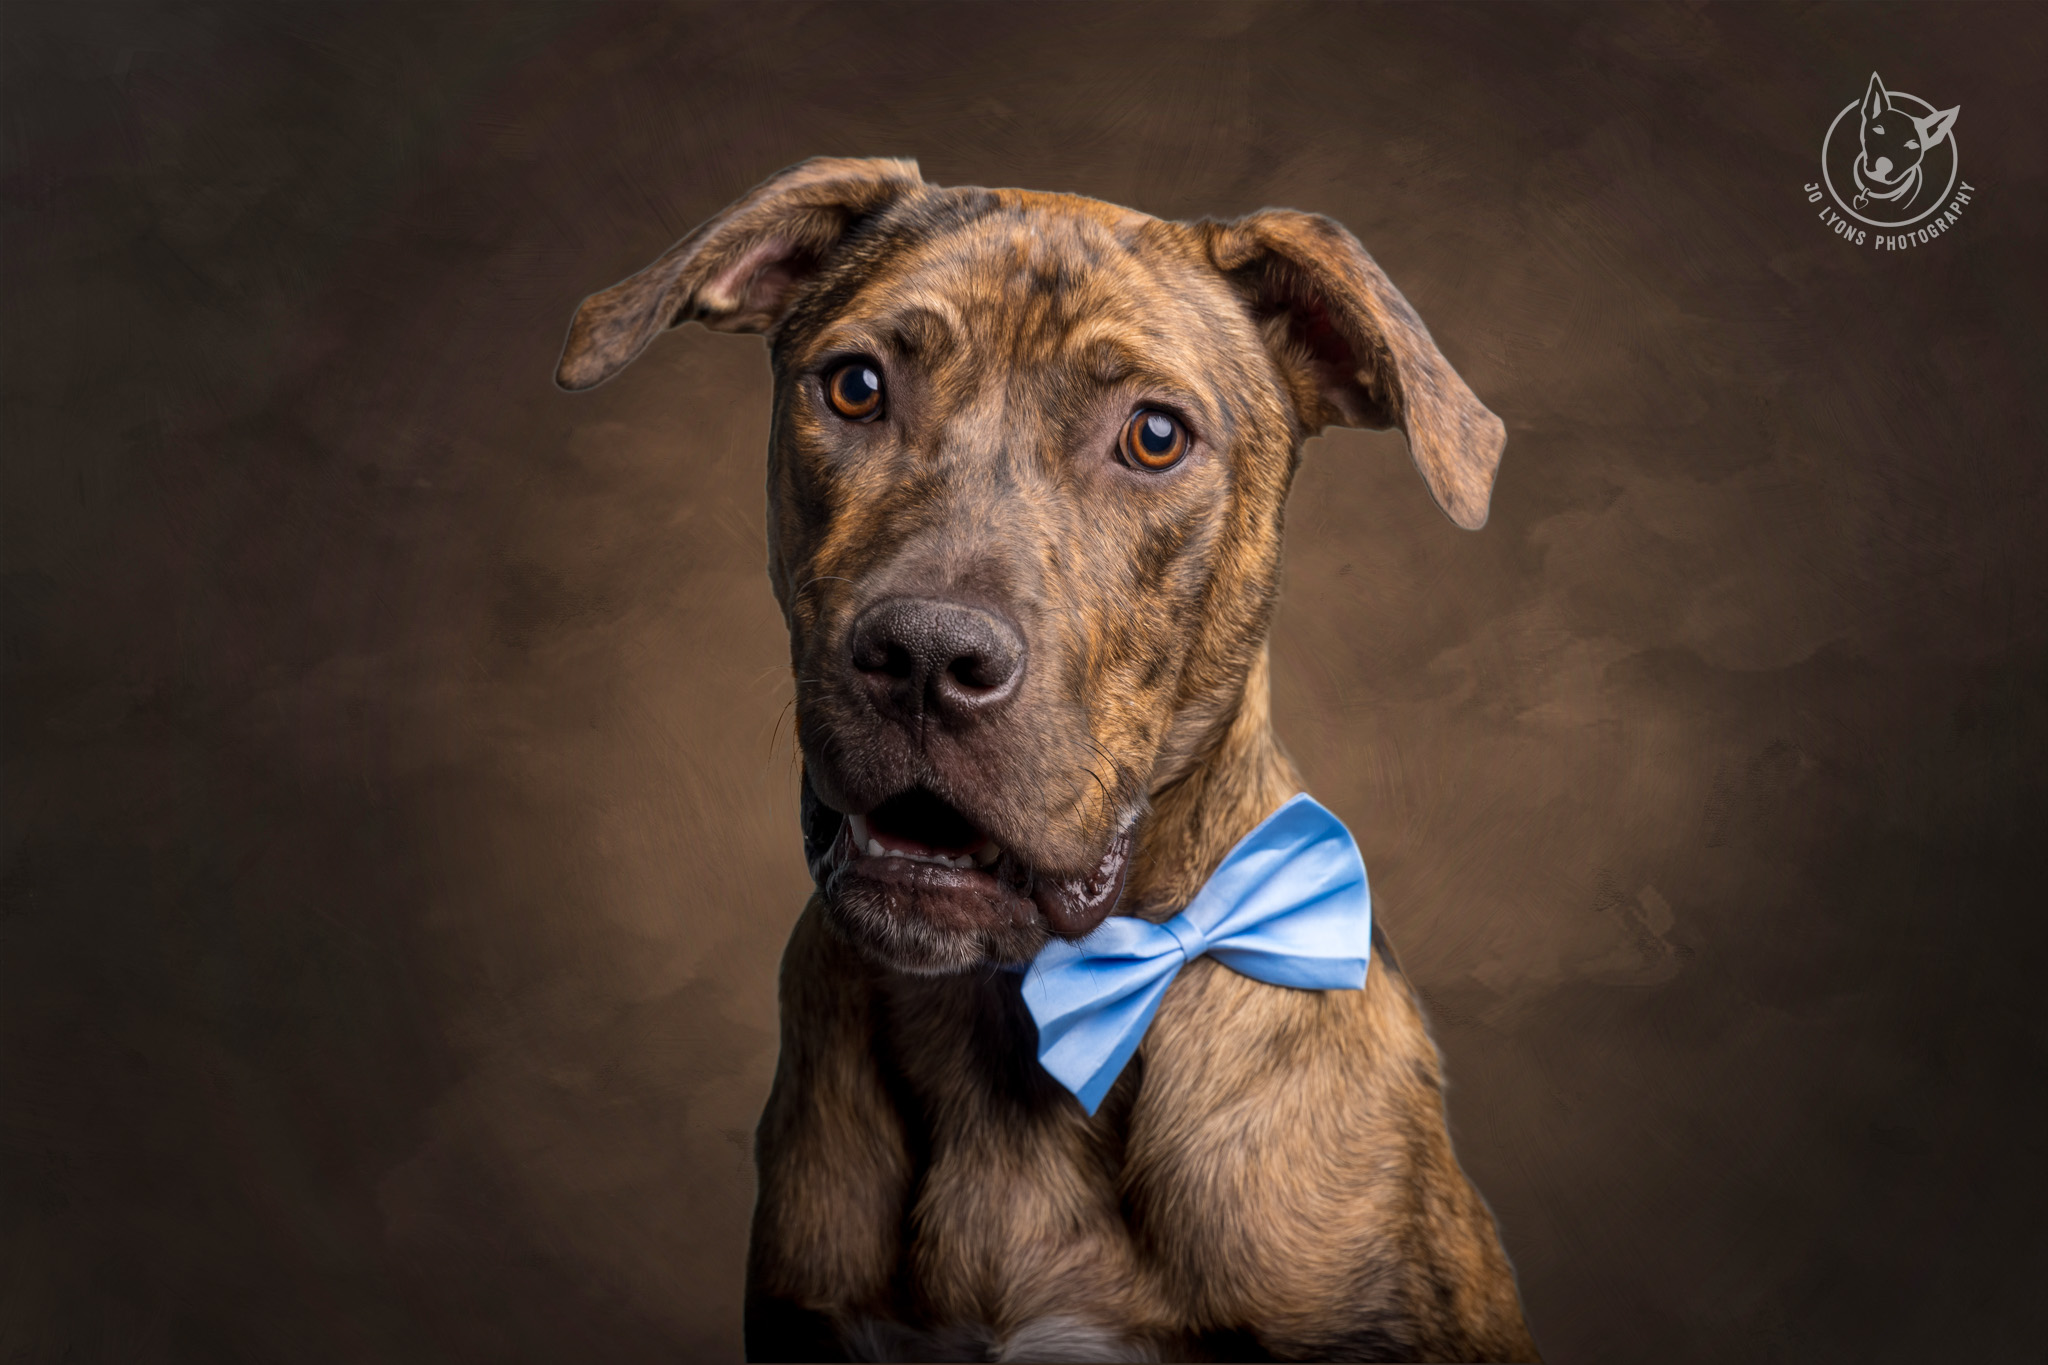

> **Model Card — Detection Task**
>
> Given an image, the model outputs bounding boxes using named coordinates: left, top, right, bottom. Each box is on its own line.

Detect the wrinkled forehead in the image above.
left=788, top=190, right=1272, bottom=422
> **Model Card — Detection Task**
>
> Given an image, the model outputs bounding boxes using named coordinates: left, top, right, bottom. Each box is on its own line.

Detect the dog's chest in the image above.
left=899, top=1134, right=1157, bottom=1357
left=875, top=960, right=1402, bottom=1340
left=875, top=963, right=1352, bottom=1345
left=879, top=973, right=1165, bottom=1332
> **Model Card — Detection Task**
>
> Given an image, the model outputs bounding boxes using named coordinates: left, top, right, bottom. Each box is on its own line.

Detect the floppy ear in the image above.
left=555, top=156, right=926, bottom=390
left=1204, top=210, right=1506, bottom=530
left=1862, top=72, right=1891, bottom=122
left=1914, top=104, right=1960, bottom=150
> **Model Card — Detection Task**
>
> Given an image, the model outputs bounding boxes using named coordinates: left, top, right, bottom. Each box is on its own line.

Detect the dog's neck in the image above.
left=1124, top=647, right=1304, bottom=923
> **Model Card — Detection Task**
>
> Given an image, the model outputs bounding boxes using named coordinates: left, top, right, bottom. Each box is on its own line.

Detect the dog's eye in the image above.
left=1905, top=138, right=1919, bottom=148
left=826, top=362, right=884, bottom=421
left=1872, top=125, right=1885, bottom=134
left=1119, top=410, right=1188, bottom=471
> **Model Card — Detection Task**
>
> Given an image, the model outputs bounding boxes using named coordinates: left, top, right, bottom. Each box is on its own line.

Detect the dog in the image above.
left=1851, top=72, right=1959, bottom=215
left=556, top=158, right=1539, bottom=1363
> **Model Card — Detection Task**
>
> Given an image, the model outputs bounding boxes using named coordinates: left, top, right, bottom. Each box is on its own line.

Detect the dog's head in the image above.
left=557, top=158, right=1503, bottom=974
left=1856, top=72, right=1958, bottom=195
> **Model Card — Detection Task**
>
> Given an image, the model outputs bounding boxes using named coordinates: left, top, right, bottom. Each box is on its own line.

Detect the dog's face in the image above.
left=557, top=159, right=1502, bottom=974
left=1856, top=72, right=1958, bottom=192
left=766, top=197, right=1302, bottom=972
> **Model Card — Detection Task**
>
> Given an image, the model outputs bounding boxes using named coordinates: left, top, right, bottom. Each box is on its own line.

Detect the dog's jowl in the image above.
left=558, top=158, right=1539, bottom=1363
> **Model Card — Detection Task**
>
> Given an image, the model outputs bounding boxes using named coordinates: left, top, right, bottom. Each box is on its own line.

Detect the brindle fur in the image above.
left=558, top=158, right=1537, bottom=1362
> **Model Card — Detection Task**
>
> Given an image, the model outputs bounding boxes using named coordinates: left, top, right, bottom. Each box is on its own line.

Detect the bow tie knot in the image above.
left=1159, top=913, right=1209, bottom=962
left=1020, top=793, right=1372, bottom=1115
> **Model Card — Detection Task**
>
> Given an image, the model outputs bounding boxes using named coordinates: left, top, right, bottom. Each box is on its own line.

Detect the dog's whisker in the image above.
left=795, top=574, right=857, bottom=600
left=767, top=697, right=798, bottom=767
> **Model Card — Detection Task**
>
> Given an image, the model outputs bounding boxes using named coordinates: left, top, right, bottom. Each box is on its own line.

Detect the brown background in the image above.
left=5, top=3, right=2045, bottom=1361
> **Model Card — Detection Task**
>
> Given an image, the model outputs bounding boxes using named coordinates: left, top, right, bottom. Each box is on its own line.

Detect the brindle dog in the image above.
left=557, top=158, right=1538, bottom=1363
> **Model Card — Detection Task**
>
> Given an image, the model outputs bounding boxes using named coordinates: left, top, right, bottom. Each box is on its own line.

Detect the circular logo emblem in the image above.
left=1820, top=74, right=1959, bottom=229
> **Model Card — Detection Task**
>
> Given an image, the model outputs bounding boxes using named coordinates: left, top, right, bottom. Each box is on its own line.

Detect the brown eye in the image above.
left=826, top=362, right=884, bottom=421
left=1119, top=409, right=1188, bottom=470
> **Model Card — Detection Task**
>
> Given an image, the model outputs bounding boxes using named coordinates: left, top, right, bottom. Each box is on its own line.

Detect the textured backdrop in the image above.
left=5, top=3, right=2045, bottom=1361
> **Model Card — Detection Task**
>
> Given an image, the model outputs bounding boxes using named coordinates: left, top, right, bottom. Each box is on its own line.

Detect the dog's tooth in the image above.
left=973, top=841, right=1000, bottom=867
left=867, top=838, right=884, bottom=858
left=849, top=813, right=870, bottom=849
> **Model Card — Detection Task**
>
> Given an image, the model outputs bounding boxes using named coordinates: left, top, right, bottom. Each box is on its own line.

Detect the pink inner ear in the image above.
left=1286, top=288, right=1385, bottom=429
left=1297, top=295, right=1345, bottom=367
left=696, top=234, right=801, bottom=320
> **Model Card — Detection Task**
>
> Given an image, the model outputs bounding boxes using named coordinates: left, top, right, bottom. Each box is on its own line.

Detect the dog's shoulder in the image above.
left=1125, top=946, right=1539, bottom=1361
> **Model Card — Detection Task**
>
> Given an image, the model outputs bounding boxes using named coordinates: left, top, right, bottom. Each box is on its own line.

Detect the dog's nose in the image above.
left=849, top=597, right=1025, bottom=726
left=1872, top=155, right=1894, bottom=179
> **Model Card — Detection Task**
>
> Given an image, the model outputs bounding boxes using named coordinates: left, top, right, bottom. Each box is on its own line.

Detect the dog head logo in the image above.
left=1823, top=72, right=1959, bottom=228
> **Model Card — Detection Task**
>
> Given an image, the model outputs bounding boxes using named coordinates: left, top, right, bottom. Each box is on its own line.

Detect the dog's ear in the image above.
left=1913, top=104, right=1960, bottom=150
left=555, top=156, right=925, bottom=390
left=1862, top=73, right=1891, bottom=122
left=1204, top=210, right=1506, bottom=530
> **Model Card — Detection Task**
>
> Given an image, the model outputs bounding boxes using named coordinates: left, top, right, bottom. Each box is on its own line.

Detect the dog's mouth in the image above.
left=847, top=787, right=1004, bottom=869
left=801, top=774, right=1133, bottom=968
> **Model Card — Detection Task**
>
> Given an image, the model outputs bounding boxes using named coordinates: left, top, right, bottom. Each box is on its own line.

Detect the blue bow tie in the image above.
left=1020, top=793, right=1372, bottom=1115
